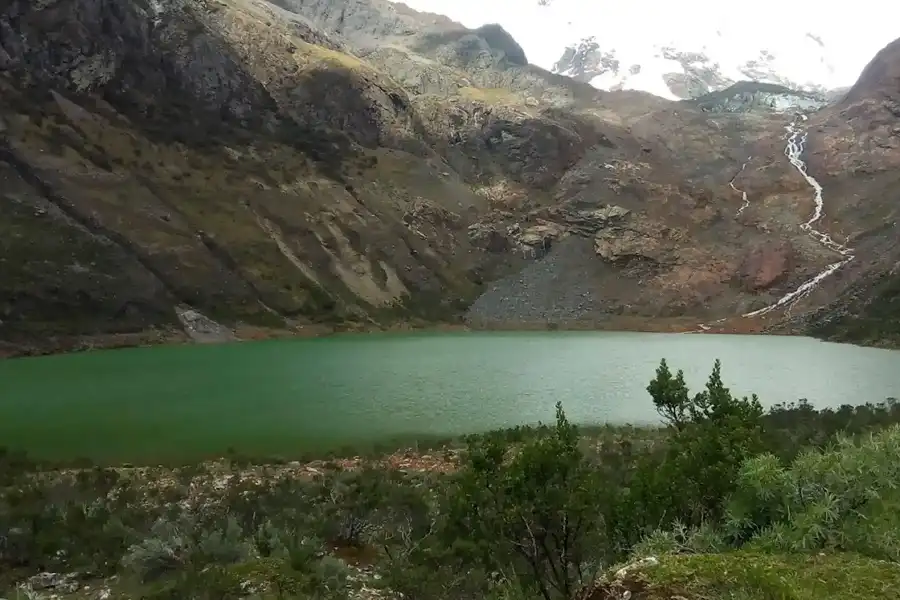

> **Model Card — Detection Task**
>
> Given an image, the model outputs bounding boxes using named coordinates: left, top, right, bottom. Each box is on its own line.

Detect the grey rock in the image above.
left=175, top=305, right=235, bottom=343
left=465, top=236, right=611, bottom=324
left=468, top=223, right=510, bottom=253
left=0, top=44, right=11, bottom=69
left=25, top=572, right=80, bottom=593
left=518, top=222, right=565, bottom=247
left=690, top=81, right=828, bottom=114
left=552, top=36, right=618, bottom=83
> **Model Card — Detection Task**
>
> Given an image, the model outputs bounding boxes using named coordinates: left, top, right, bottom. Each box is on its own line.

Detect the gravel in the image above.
left=465, top=236, right=616, bottom=325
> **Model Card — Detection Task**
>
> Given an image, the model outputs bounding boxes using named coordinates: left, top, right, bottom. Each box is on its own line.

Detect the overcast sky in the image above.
left=394, top=0, right=900, bottom=88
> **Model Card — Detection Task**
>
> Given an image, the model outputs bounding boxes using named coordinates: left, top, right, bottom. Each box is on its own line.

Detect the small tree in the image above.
left=631, top=360, right=766, bottom=532
left=445, top=403, right=609, bottom=600
left=647, top=358, right=691, bottom=430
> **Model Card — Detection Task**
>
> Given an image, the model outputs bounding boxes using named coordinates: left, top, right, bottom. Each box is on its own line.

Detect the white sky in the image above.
left=392, top=0, right=900, bottom=88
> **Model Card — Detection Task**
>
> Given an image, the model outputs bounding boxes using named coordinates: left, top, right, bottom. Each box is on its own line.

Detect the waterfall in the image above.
left=730, top=157, right=752, bottom=217
left=743, top=117, right=854, bottom=318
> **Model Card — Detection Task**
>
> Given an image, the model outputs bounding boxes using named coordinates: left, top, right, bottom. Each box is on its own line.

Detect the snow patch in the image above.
left=590, top=54, right=683, bottom=100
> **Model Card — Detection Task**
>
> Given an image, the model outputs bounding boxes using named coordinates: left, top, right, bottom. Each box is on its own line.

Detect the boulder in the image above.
left=467, top=222, right=510, bottom=253
left=594, top=229, right=661, bottom=264
left=518, top=222, right=566, bottom=247
left=739, top=241, right=793, bottom=291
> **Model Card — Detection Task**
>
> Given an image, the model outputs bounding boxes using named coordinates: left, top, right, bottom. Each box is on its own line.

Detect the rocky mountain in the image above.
left=802, top=36, right=900, bottom=346
left=1, top=0, right=899, bottom=355
left=552, top=34, right=840, bottom=101
left=688, top=82, right=828, bottom=115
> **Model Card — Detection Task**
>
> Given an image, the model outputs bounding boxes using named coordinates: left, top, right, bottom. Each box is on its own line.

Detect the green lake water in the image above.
left=3, top=331, right=900, bottom=463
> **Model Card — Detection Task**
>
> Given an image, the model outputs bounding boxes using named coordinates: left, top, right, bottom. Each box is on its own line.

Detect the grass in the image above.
left=629, top=551, right=900, bottom=600
left=296, top=39, right=374, bottom=73
left=457, top=86, right=524, bottom=105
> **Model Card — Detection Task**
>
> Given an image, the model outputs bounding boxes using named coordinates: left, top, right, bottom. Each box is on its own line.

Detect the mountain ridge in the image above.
left=551, top=33, right=843, bottom=101
left=1, top=0, right=899, bottom=355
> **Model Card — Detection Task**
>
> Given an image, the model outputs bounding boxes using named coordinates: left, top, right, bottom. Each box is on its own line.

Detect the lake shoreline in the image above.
left=4, top=331, right=900, bottom=464
left=0, top=313, right=797, bottom=359
left=3, top=422, right=667, bottom=469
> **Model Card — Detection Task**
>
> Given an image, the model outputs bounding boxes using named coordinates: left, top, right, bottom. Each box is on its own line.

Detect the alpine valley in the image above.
left=2, top=0, right=900, bottom=356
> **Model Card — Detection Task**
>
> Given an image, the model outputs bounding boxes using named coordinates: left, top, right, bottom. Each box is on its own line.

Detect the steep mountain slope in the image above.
left=1, top=0, right=899, bottom=355
left=0, top=0, right=488, bottom=354
left=803, top=37, right=900, bottom=345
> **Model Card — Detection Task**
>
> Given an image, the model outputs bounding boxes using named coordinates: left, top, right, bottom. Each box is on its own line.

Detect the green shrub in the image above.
left=630, top=520, right=727, bottom=557
left=764, top=398, right=900, bottom=460
left=445, top=402, right=612, bottom=600
left=228, top=556, right=352, bottom=600
left=726, top=424, right=900, bottom=560
left=625, top=359, right=766, bottom=539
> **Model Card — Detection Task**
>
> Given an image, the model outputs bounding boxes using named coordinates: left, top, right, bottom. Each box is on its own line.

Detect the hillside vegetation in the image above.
left=4, top=360, right=900, bottom=599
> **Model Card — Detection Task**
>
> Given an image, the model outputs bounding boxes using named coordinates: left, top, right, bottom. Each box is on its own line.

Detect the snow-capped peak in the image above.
left=552, top=32, right=839, bottom=100
left=396, top=0, right=900, bottom=101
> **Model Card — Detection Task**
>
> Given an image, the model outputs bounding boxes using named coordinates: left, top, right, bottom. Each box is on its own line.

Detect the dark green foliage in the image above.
left=0, top=447, right=34, bottom=487
left=724, top=426, right=900, bottom=560
left=445, top=403, right=610, bottom=600
left=763, top=398, right=900, bottom=460
left=624, top=359, right=766, bottom=542
left=646, top=358, right=691, bottom=429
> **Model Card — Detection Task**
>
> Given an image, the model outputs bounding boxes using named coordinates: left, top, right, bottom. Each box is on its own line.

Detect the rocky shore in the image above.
left=0, top=311, right=794, bottom=359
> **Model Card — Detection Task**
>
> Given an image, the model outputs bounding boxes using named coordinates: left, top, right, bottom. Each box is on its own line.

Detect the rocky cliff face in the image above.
left=1, top=0, right=899, bottom=354
left=802, top=37, right=900, bottom=345
left=688, top=82, right=828, bottom=114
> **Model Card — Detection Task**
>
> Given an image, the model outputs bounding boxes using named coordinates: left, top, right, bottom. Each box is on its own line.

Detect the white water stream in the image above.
left=742, top=116, right=855, bottom=317
left=691, top=116, right=853, bottom=333
left=730, top=157, right=752, bottom=217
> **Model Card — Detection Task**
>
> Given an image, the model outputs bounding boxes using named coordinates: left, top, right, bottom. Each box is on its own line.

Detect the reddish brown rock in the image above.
left=739, top=241, right=794, bottom=291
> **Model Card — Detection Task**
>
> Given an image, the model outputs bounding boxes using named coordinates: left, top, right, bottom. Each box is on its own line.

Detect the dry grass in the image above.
left=457, top=86, right=523, bottom=106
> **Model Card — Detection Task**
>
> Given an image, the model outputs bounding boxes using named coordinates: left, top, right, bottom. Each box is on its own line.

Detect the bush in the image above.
left=228, top=556, right=352, bottom=600
left=445, top=402, right=612, bottom=600
left=122, top=513, right=254, bottom=582
left=630, top=520, right=727, bottom=557
left=623, top=359, right=766, bottom=540
left=764, top=398, right=900, bottom=460
left=725, top=424, right=900, bottom=560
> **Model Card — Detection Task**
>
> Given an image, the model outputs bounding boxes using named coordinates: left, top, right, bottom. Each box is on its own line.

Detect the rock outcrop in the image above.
left=1, top=0, right=899, bottom=352
left=689, top=82, right=828, bottom=114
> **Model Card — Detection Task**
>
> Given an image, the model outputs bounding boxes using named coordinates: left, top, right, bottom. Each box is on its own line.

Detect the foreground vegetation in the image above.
left=3, top=359, right=900, bottom=599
